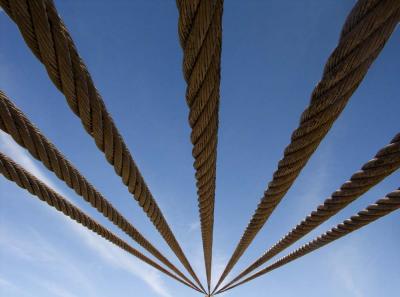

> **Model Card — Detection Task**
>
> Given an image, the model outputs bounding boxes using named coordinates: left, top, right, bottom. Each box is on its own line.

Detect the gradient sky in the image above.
left=1, top=1, right=399, bottom=297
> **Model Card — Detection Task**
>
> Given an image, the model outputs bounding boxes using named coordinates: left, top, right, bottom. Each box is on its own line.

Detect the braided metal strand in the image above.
left=220, top=133, right=400, bottom=290
left=213, top=0, right=400, bottom=292
left=219, top=188, right=400, bottom=293
left=0, top=90, right=202, bottom=291
left=0, top=153, right=202, bottom=292
left=176, top=0, right=223, bottom=289
left=0, top=0, right=203, bottom=289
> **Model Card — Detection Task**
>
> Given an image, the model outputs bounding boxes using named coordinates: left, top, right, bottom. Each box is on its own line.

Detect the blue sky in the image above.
left=0, top=1, right=399, bottom=297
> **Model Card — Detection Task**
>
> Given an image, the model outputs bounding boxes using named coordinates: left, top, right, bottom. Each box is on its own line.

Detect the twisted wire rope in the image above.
left=0, top=90, right=202, bottom=291
left=220, top=133, right=400, bottom=290
left=213, top=0, right=400, bottom=292
left=0, top=153, right=202, bottom=292
left=176, top=0, right=223, bottom=290
left=0, top=0, right=203, bottom=289
left=1, top=0, right=399, bottom=294
left=218, top=188, right=400, bottom=293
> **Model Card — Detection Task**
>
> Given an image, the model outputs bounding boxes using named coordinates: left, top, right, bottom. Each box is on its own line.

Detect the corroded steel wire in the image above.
left=213, top=0, right=400, bottom=292
left=0, top=0, right=203, bottom=289
left=220, top=133, right=400, bottom=290
left=0, top=153, right=202, bottom=292
left=0, top=90, right=202, bottom=291
left=218, top=188, right=400, bottom=293
left=176, top=0, right=223, bottom=289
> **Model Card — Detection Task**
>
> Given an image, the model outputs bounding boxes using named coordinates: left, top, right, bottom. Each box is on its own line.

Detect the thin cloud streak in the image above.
left=0, top=275, right=28, bottom=297
left=211, top=249, right=228, bottom=288
left=39, top=281, right=80, bottom=297
left=0, top=225, right=96, bottom=296
left=295, top=147, right=332, bottom=213
left=0, top=276, right=18, bottom=291
left=0, top=131, right=68, bottom=198
left=329, top=239, right=370, bottom=297
left=69, top=220, right=172, bottom=297
left=189, top=221, right=200, bottom=232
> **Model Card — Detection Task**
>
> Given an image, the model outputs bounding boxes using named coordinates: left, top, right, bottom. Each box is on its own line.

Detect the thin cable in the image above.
left=212, top=0, right=400, bottom=292
left=0, top=153, right=202, bottom=292
left=220, top=133, right=400, bottom=290
left=0, top=90, right=202, bottom=291
left=176, top=0, right=223, bottom=290
left=219, top=187, right=400, bottom=293
left=0, top=0, right=203, bottom=290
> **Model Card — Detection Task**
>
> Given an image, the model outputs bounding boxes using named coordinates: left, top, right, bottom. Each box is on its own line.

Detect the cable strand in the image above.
left=212, top=1, right=400, bottom=292
left=0, top=0, right=203, bottom=289
left=219, top=188, right=400, bottom=293
left=0, top=90, right=202, bottom=291
left=0, top=153, right=201, bottom=292
left=176, top=0, right=223, bottom=290
left=220, top=133, right=400, bottom=290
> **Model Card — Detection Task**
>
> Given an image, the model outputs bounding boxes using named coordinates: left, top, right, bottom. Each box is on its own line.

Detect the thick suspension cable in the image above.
left=0, top=153, right=202, bottom=292
left=220, top=133, right=400, bottom=290
left=0, top=0, right=203, bottom=289
left=213, top=0, right=400, bottom=292
left=0, top=90, right=202, bottom=291
left=176, top=0, right=223, bottom=290
left=218, top=188, right=400, bottom=293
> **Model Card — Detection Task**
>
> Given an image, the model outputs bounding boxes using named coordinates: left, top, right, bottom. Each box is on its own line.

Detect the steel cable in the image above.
left=213, top=0, right=400, bottom=292
left=220, top=133, right=400, bottom=290
left=0, top=90, right=202, bottom=291
left=176, top=0, right=223, bottom=290
left=218, top=187, right=400, bottom=293
left=0, top=153, right=202, bottom=292
left=0, top=0, right=203, bottom=289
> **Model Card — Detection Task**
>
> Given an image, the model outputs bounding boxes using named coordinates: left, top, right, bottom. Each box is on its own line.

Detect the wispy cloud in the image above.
left=0, top=131, right=67, bottom=197
left=0, top=276, right=18, bottom=291
left=211, top=249, right=228, bottom=288
left=0, top=133, right=172, bottom=297
left=0, top=225, right=96, bottom=296
left=0, top=275, right=28, bottom=296
left=0, top=227, right=55, bottom=263
left=188, top=221, right=200, bottom=232
left=329, top=240, right=369, bottom=297
left=39, top=281, right=80, bottom=297
left=294, top=146, right=332, bottom=214
left=69, top=220, right=172, bottom=297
